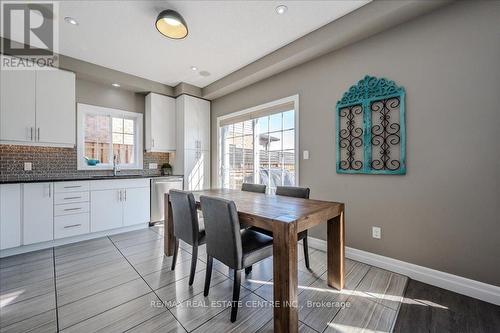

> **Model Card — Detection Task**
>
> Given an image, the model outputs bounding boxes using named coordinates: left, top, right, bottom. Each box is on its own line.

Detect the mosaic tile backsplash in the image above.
left=0, top=145, right=170, bottom=182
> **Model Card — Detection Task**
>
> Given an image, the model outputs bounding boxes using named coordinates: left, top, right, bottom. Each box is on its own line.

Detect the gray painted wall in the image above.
left=76, top=78, right=145, bottom=113
left=211, top=1, right=500, bottom=286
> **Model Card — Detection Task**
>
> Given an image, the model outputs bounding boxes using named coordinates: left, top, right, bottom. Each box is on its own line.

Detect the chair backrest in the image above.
left=275, top=186, right=310, bottom=199
left=200, top=195, right=243, bottom=269
left=169, top=189, right=200, bottom=245
left=241, top=183, right=266, bottom=194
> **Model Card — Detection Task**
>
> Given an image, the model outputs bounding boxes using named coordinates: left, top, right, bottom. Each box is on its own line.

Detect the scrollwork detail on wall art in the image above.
left=335, top=76, right=406, bottom=175
left=338, top=105, right=364, bottom=171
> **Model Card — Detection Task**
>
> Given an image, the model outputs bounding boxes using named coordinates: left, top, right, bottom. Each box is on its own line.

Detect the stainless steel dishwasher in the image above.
left=150, top=176, right=183, bottom=225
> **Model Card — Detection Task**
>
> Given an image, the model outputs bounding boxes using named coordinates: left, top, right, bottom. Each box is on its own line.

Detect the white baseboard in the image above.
left=0, top=224, right=148, bottom=258
left=307, top=237, right=500, bottom=306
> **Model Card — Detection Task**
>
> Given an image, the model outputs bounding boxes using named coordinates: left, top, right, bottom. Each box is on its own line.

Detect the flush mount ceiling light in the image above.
left=64, top=16, right=78, bottom=25
left=112, top=83, right=120, bottom=87
left=155, top=9, right=188, bottom=39
left=275, top=5, right=288, bottom=15
left=190, top=66, right=198, bottom=71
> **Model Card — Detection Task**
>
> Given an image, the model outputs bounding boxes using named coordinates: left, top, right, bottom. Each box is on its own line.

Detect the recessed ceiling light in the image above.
left=275, top=5, right=288, bottom=15
left=112, top=83, right=120, bottom=87
left=64, top=16, right=78, bottom=25
left=190, top=66, right=198, bottom=71
left=155, top=9, right=188, bottom=39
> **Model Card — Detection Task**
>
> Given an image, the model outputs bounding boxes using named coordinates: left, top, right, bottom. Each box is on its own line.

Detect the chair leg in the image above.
left=244, top=266, right=252, bottom=275
left=171, top=238, right=179, bottom=270
left=303, top=236, right=310, bottom=269
left=189, top=244, right=198, bottom=286
left=231, top=269, right=241, bottom=322
left=204, top=255, right=213, bottom=296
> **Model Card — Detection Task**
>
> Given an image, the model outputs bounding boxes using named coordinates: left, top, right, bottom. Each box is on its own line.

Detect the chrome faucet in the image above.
left=113, top=154, right=120, bottom=176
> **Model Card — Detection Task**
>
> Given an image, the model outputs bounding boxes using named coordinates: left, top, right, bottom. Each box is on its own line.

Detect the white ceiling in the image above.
left=13, top=1, right=371, bottom=87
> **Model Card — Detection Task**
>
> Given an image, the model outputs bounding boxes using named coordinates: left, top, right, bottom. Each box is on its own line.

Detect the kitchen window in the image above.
left=217, top=95, right=299, bottom=192
left=77, top=103, right=143, bottom=170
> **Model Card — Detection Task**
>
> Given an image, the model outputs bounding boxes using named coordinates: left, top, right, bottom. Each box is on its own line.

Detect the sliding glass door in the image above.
left=219, top=109, right=296, bottom=192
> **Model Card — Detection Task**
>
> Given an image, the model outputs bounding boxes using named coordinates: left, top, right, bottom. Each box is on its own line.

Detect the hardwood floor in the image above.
left=0, top=225, right=497, bottom=332
left=394, top=279, right=500, bottom=333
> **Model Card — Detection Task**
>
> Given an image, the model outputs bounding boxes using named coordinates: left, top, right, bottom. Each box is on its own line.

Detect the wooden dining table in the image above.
left=163, top=188, right=345, bottom=333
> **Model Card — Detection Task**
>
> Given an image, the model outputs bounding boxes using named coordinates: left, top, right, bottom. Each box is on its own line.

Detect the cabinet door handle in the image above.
left=152, top=139, right=155, bottom=147
left=124, top=189, right=127, bottom=201
left=48, top=185, right=52, bottom=198
left=30, top=127, right=33, bottom=141
left=64, top=185, right=82, bottom=189
left=64, top=224, right=82, bottom=229
left=64, top=196, right=81, bottom=200
left=64, top=207, right=81, bottom=211
left=37, top=128, right=40, bottom=141
left=119, top=190, right=122, bottom=201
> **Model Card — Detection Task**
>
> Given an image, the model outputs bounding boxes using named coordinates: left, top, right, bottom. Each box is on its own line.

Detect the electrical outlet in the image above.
left=372, top=226, right=381, bottom=239
left=149, top=163, right=158, bottom=169
left=303, top=150, right=309, bottom=160
left=24, top=162, right=32, bottom=171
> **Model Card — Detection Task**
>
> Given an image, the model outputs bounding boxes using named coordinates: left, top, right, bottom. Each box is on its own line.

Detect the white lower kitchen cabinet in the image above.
left=0, top=184, right=22, bottom=250
left=23, top=183, right=54, bottom=245
left=54, top=213, right=90, bottom=239
left=0, top=178, right=151, bottom=256
left=90, top=178, right=151, bottom=232
left=90, top=189, right=123, bottom=232
left=123, top=187, right=150, bottom=226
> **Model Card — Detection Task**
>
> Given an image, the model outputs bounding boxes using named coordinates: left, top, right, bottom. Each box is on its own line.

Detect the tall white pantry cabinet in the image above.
left=173, top=95, right=211, bottom=191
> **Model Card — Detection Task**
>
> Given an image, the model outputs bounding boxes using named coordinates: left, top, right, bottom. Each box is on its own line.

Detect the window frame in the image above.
left=216, top=94, right=299, bottom=189
left=77, top=103, right=143, bottom=171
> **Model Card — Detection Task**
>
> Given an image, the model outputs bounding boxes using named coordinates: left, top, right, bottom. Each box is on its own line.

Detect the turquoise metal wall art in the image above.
left=336, top=75, right=406, bottom=175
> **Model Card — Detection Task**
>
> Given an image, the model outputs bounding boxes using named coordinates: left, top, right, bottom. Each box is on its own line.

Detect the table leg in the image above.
left=164, top=193, right=175, bottom=256
left=327, top=205, right=345, bottom=289
left=273, top=222, right=298, bottom=333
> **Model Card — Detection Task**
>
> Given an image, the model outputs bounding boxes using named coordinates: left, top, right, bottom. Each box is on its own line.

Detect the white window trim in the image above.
left=216, top=94, right=299, bottom=188
left=77, top=103, right=143, bottom=171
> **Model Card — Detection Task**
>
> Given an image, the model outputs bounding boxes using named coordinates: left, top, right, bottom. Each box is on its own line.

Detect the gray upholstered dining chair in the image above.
left=169, top=189, right=206, bottom=286
left=241, top=182, right=266, bottom=193
left=200, top=195, right=273, bottom=322
left=276, top=186, right=311, bottom=269
left=240, top=182, right=266, bottom=273
left=249, top=185, right=311, bottom=269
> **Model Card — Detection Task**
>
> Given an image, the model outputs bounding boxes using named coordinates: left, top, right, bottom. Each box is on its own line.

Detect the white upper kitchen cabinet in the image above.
left=23, top=183, right=54, bottom=245
left=36, top=70, right=76, bottom=146
left=0, top=56, right=76, bottom=147
left=145, top=93, right=176, bottom=152
left=176, top=95, right=210, bottom=151
left=122, top=187, right=150, bottom=226
left=0, top=69, right=36, bottom=142
left=0, top=184, right=22, bottom=250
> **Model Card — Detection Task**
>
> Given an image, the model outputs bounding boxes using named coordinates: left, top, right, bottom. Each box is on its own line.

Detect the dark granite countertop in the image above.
left=0, top=174, right=183, bottom=184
